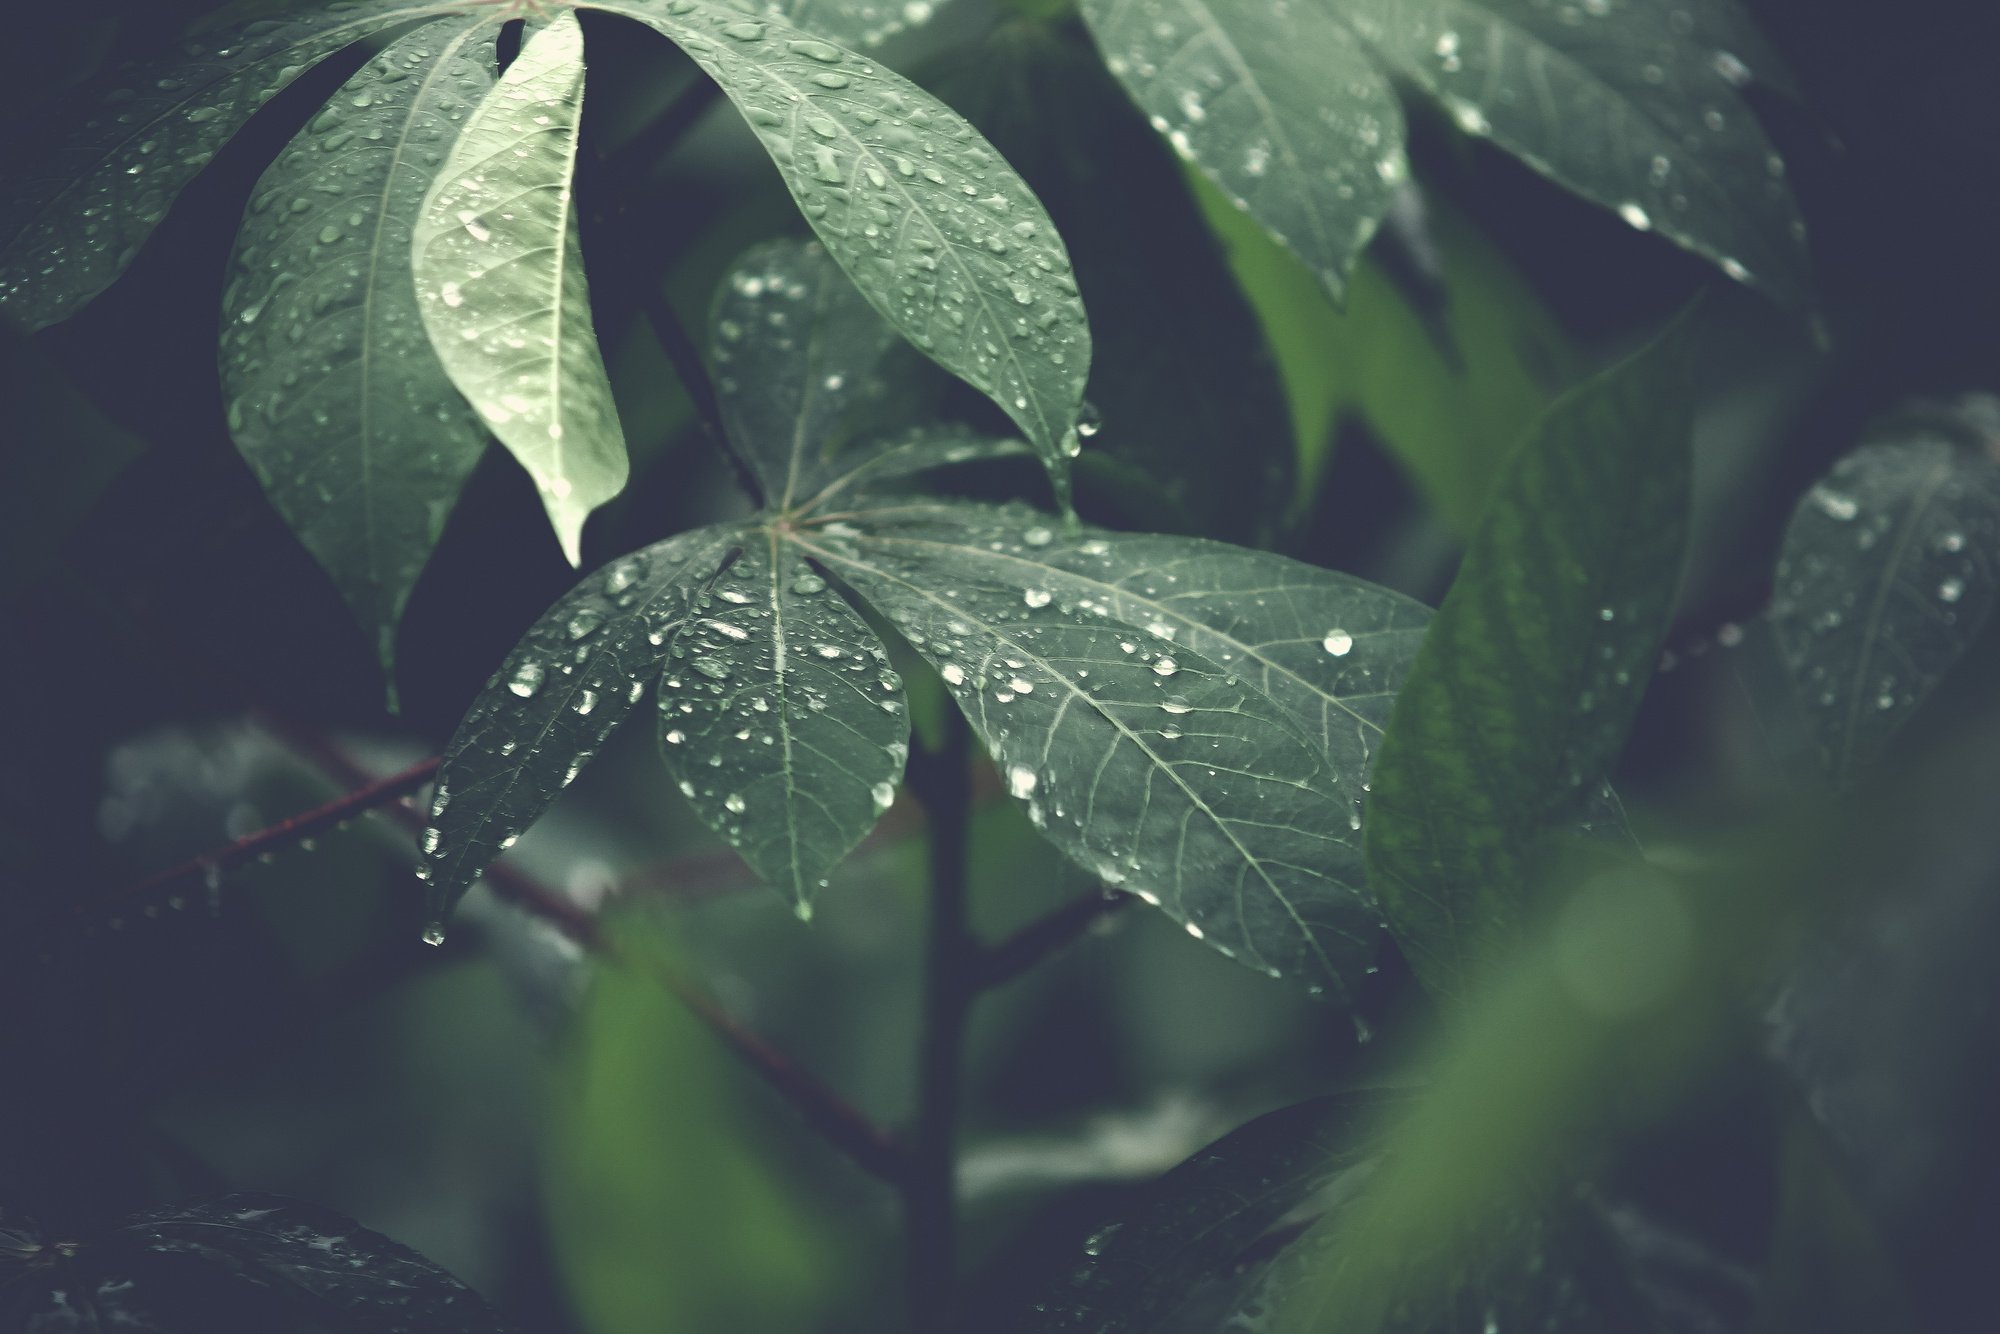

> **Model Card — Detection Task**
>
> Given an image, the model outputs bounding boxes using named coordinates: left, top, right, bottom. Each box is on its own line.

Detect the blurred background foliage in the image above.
left=4, top=0, right=1999, bottom=1330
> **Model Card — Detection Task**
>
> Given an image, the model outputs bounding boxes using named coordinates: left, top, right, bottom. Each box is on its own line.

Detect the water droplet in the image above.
left=941, top=663, right=965, bottom=686
left=1023, top=588, right=1052, bottom=608
left=1184, top=921, right=1205, bottom=940
left=1023, top=526, right=1054, bottom=547
left=872, top=781, right=895, bottom=810
left=422, top=923, right=447, bottom=947
left=724, top=792, right=747, bottom=814
left=1940, top=577, right=1965, bottom=603
left=508, top=661, right=545, bottom=697
left=1151, top=657, right=1178, bottom=677
left=1007, top=765, right=1038, bottom=798
left=1617, top=202, right=1652, bottom=231
left=1322, top=631, right=1353, bottom=656
left=1160, top=696, right=1192, bottom=715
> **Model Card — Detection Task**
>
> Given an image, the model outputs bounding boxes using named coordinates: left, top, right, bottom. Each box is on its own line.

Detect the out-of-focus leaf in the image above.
left=799, top=500, right=1415, bottom=998
left=594, top=0, right=1091, bottom=499
left=943, top=18, right=1294, bottom=540
left=1084, top=0, right=1809, bottom=307
left=1769, top=409, right=2000, bottom=786
left=0, top=0, right=450, bottom=329
left=221, top=17, right=497, bottom=677
left=1191, top=173, right=1578, bottom=530
left=0, top=322, right=145, bottom=597
left=1366, top=316, right=1697, bottom=1000
left=657, top=533, right=907, bottom=915
left=0, top=1193, right=507, bottom=1332
left=422, top=528, right=737, bottom=930
left=412, top=11, right=627, bottom=566
left=544, top=927, right=845, bottom=1334
left=725, top=0, right=958, bottom=49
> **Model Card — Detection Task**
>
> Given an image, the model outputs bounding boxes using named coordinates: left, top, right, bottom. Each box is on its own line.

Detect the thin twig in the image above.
left=905, top=708, right=976, bottom=1330
left=974, top=888, right=1135, bottom=992
left=639, top=285, right=762, bottom=506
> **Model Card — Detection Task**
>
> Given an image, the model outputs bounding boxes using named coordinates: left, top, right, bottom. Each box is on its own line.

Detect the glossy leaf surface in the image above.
left=422, top=527, right=737, bottom=927
left=657, top=532, right=908, bottom=914
left=727, top=0, right=958, bottom=48
left=801, top=501, right=1402, bottom=996
left=1078, top=0, right=1405, bottom=304
left=596, top=0, right=1092, bottom=495
left=1366, top=319, right=1696, bottom=1000
left=221, top=17, right=498, bottom=675
left=412, top=10, right=627, bottom=566
left=0, top=0, right=449, bottom=329
left=1771, top=412, right=2000, bottom=785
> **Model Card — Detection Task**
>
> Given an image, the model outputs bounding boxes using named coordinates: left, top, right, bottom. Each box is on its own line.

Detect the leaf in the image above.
left=592, top=0, right=1092, bottom=499
left=1365, top=315, right=1697, bottom=1001
left=940, top=18, right=1296, bottom=542
left=220, top=17, right=498, bottom=679
left=1083, top=0, right=1809, bottom=306
left=0, top=0, right=449, bottom=330
left=0, top=1193, right=508, bottom=1332
left=1769, top=410, right=2000, bottom=786
left=1077, top=0, right=1406, bottom=305
left=412, top=10, right=628, bottom=566
left=726, top=0, right=959, bottom=49
left=798, top=500, right=1409, bottom=996
left=657, top=530, right=908, bottom=915
left=422, top=527, right=738, bottom=929
left=709, top=238, right=904, bottom=509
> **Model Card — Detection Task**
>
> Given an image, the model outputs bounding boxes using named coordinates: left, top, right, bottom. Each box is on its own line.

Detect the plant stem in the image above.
left=906, top=707, right=975, bottom=1330
left=974, top=887, right=1134, bottom=991
left=638, top=286, right=762, bottom=506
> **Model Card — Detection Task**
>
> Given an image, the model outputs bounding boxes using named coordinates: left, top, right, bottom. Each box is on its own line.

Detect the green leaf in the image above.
left=1085, top=0, right=1809, bottom=306
left=658, top=530, right=908, bottom=916
left=1077, top=0, right=1406, bottom=304
left=421, top=527, right=738, bottom=929
left=941, top=19, right=1295, bottom=542
left=0, top=0, right=450, bottom=330
left=591, top=0, right=1092, bottom=500
left=412, top=10, right=628, bottom=566
left=1365, top=316, right=1697, bottom=1001
left=710, top=238, right=904, bottom=509
left=799, top=500, right=1407, bottom=997
left=221, top=17, right=498, bottom=679
left=1769, top=411, right=2000, bottom=786
left=728, top=0, right=959, bottom=48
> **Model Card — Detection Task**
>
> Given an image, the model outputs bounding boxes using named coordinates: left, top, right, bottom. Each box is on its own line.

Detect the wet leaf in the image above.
left=0, top=1193, right=507, bottom=1332
left=1078, top=0, right=1405, bottom=305
left=1083, top=0, right=1809, bottom=307
left=221, top=17, right=498, bottom=680
left=658, top=531, right=908, bottom=915
left=799, top=500, right=1405, bottom=997
left=1770, top=408, right=2000, bottom=786
left=0, top=0, right=449, bottom=329
left=1366, top=315, right=1697, bottom=1000
left=422, top=527, right=738, bottom=929
left=594, top=0, right=1092, bottom=499
left=709, top=238, right=904, bottom=508
left=727, top=0, right=958, bottom=49
left=412, top=10, right=627, bottom=566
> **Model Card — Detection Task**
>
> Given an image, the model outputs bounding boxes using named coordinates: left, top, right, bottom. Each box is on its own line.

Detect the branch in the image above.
left=973, top=888, right=1135, bottom=991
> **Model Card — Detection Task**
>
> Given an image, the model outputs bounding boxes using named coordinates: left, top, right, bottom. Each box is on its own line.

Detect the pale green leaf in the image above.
left=421, top=528, right=738, bottom=929
left=658, top=530, right=908, bottom=914
left=1770, top=413, right=2000, bottom=786
left=1365, top=316, right=1697, bottom=1001
left=412, top=10, right=628, bottom=566
left=0, top=0, right=452, bottom=329
left=220, top=17, right=498, bottom=677
left=592, top=0, right=1092, bottom=498
left=1077, top=0, right=1406, bottom=303
left=724, top=0, right=958, bottom=48
left=799, top=501, right=1392, bottom=996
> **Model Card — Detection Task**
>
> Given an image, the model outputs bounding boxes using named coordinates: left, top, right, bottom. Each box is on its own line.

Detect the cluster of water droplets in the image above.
left=722, top=0, right=944, bottom=50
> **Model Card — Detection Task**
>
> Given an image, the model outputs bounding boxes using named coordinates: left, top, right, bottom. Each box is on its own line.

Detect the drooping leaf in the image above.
left=1191, top=172, right=1581, bottom=532
left=709, top=238, right=904, bottom=508
left=1083, top=0, right=1809, bottom=307
left=0, top=1193, right=507, bottom=1332
left=1365, top=315, right=1697, bottom=1001
left=799, top=501, right=1396, bottom=996
left=412, top=10, right=628, bottom=566
left=725, top=0, right=959, bottom=49
left=1077, top=0, right=1405, bottom=306
left=657, top=531, right=908, bottom=915
left=1769, top=406, right=2000, bottom=786
left=422, top=527, right=738, bottom=929
left=221, top=17, right=498, bottom=679
left=593, top=0, right=1092, bottom=498
left=941, top=18, right=1295, bottom=541
left=0, top=0, right=450, bottom=330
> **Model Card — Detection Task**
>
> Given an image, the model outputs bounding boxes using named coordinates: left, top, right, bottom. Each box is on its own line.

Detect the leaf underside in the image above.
left=1081, top=0, right=1811, bottom=307
left=1770, top=424, right=2000, bottom=786
left=412, top=10, right=629, bottom=566
left=1365, top=316, right=1696, bottom=1000
left=220, top=17, right=499, bottom=678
